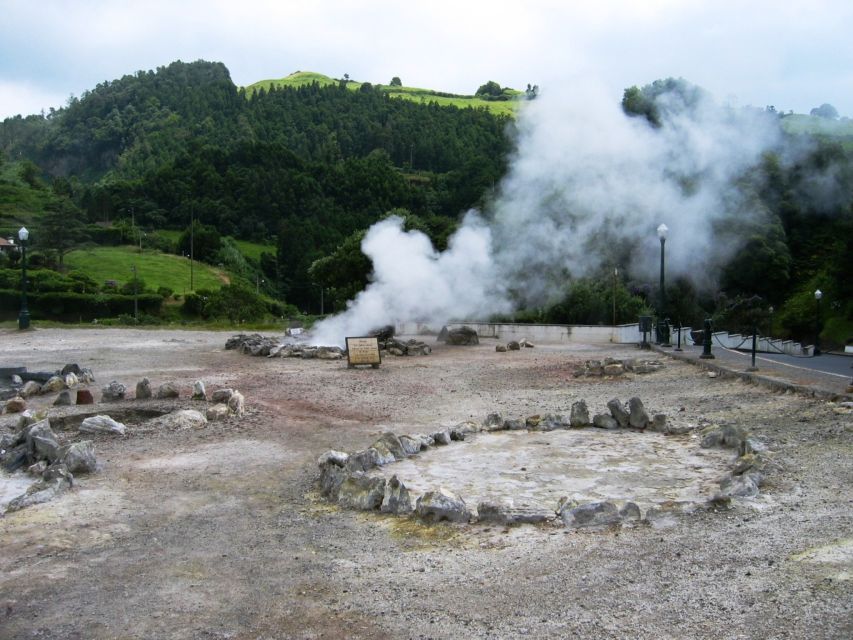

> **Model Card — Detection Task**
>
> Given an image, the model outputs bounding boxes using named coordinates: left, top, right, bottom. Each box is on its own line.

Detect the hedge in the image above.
left=0, top=289, right=163, bottom=321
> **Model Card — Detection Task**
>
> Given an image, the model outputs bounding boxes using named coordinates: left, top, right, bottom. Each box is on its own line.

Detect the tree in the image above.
left=37, top=198, right=89, bottom=267
left=476, top=81, right=503, bottom=98
left=177, top=221, right=221, bottom=264
left=389, top=77, right=402, bottom=87
left=810, top=103, right=839, bottom=119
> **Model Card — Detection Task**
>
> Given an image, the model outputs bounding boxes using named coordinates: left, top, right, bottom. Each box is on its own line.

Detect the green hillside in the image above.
left=65, top=245, right=227, bottom=294
left=243, top=71, right=525, bottom=117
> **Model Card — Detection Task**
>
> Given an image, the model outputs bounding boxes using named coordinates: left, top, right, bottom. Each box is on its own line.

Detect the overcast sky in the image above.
left=1, top=0, right=851, bottom=120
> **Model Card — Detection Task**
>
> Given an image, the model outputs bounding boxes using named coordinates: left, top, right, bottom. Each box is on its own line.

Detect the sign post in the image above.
left=345, top=337, right=381, bottom=369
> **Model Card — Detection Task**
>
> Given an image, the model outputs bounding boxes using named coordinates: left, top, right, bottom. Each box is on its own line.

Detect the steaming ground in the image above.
left=311, top=81, right=785, bottom=346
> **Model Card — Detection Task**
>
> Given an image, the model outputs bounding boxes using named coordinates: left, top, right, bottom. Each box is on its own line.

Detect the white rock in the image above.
left=80, top=415, right=127, bottom=435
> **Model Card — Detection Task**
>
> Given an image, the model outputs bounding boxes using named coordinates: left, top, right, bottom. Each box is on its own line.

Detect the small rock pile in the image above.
left=573, top=358, right=664, bottom=377
left=225, top=334, right=280, bottom=356
left=227, top=333, right=433, bottom=359
left=318, top=399, right=773, bottom=529
left=496, top=338, right=535, bottom=352
left=384, top=338, right=431, bottom=357
left=0, top=417, right=97, bottom=513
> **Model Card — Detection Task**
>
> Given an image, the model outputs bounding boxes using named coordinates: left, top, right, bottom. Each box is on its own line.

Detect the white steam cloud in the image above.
left=311, top=79, right=783, bottom=347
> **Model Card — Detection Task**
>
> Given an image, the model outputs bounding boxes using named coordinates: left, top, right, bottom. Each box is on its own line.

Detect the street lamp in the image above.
left=18, top=227, right=30, bottom=330
left=657, top=223, right=670, bottom=346
left=814, top=289, right=823, bottom=356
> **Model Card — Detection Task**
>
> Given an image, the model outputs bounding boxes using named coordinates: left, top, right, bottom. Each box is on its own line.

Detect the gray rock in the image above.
left=607, top=398, right=630, bottom=427
left=483, top=413, right=504, bottom=431
left=211, top=388, right=234, bottom=403
left=155, top=382, right=180, bottom=399
left=61, top=441, right=97, bottom=474
left=603, top=363, right=624, bottom=376
left=11, top=374, right=23, bottom=386
left=227, top=391, right=245, bottom=417
left=701, top=424, right=747, bottom=450
left=337, top=475, right=386, bottom=510
left=206, top=404, right=229, bottom=421
left=135, top=378, right=152, bottom=399
left=570, top=400, right=591, bottom=428
left=519, top=339, right=535, bottom=348
left=101, top=381, right=127, bottom=402
left=503, top=418, right=526, bottom=431
left=79, top=368, right=96, bottom=384
left=61, top=363, right=83, bottom=377
left=718, top=474, right=760, bottom=498
left=316, top=347, right=344, bottom=360
left=619, top=502, right=642, bottom=522
left=54, top=390, right=73, bottom=406
left=416, top=488, right=470, bottom=523
left=20, top=380, right=41, bottom=398
left=628, top=397, right=650, bottom=429
left=319, top=463, right=348, bottom=499
left=151, top=410, right=207, bottom=430
left=495, top=345, right=507, bottom=352
left=27, top=460, right=48, bottom=476
left=371, top=432, right=406, bottom=459
left=398, top=435, right=423, bottom=455
left=451, top=421, right=480, bottom=436
left=560, top=501, right=621, bottom=528
left=26, top=420, right=60, bottom=462
left=432, top=429, right=452, bottom=445
left=40, top=375, right=66, bottom=394
left=80, top=415, right=127, bottom=435
left=534, top=414, right=566, bottom=431
left=477, top=500, right=554, bottom=525
left=191, top=380, right=207, bottom=400
left=381, top=475, right=414, bottom=514
left=346, top=448, right=382, bottom=473
left=593, top=413, right=619, bottom=429
left=5, top=477, right=72, bottom=512
left=507, top=340, right=521, bottom=351
left=64, top=372, right=79, bottom=388
left=649, top=414, right=668, bottom=432
left=317, top=450, right=349, bottom=468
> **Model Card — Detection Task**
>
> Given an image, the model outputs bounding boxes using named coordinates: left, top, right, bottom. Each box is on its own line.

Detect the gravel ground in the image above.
left=0, top=327, right=851, bottom=639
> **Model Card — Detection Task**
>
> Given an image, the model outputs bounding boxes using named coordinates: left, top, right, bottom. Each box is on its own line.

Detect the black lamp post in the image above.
left=814, top=289, right=822, bottom=356
left=657, top=223, right=670, bottom=346
left=18, top=226, right=30, bottom=330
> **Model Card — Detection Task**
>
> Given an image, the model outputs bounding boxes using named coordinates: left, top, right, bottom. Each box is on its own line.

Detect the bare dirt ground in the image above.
left=0, top=327, right=851, bottom=639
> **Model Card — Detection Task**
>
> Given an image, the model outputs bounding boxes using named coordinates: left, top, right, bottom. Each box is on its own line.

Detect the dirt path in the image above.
left=0, top=328, right=850, bottom=639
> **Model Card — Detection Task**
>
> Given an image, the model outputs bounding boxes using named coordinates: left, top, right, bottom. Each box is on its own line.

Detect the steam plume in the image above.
left=310, top=79, right=783, bottom=346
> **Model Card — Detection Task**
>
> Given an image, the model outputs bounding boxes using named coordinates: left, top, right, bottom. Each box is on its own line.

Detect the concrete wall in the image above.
left=396, top=320, right=809, bottom=353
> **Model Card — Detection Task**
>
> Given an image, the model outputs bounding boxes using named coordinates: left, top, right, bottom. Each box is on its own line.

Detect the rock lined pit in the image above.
left=372, top=429, right=732, bottom=513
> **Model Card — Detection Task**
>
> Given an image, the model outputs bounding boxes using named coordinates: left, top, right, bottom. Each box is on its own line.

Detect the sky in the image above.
left=0, top=0, right=851, bottom=120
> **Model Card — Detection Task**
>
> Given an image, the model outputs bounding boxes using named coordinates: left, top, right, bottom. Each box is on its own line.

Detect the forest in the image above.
left=0, top=60, right=850, bottom=346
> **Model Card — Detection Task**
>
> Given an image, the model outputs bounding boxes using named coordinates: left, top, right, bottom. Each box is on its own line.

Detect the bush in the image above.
left=0, top=289, right=163, bottom=321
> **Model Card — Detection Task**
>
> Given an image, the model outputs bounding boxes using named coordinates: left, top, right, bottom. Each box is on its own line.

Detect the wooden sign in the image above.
left=346, top=336, right=381, bottom=368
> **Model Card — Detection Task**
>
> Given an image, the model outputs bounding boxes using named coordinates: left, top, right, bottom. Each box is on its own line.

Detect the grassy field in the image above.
left=65, top=245, right=227, bottom=294
left=243, top=71, right=525, bottom=117
left=145, top=230, right=274, bottom=262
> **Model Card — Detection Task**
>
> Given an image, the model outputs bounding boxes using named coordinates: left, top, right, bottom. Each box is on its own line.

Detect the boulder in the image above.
left=61, top=363, right=83, bottom=377
left=701, top=424, right=748, bottom=451
left=398, top=435, right=423, bottom=455
left=535, top=414, right=567, bottom=431
left=416, top=488, right=470, bottom=523
left=317, top=450, right=349, bottom=468
left=79, top=368, right=96, bottom=384
left=519, top=338, right=535, bottom=348
left=380, top=475, right=414, bottom=514
left=718, top=474, right=760, bottom=498
left=205, top=404, right=229, bottom=421
left=20, top=380, right=41, bottom=398
left=53, top=390, right=73, bottom=406
left=152, top=410, right=207, bottom=430
left=76, top=389, right=95, bottom=405
left=507, top=341, right=521, bottom=351
left=649, top=414, right=668, bottom=433
left=1, top=443, right=28, bottom=472
left=319, top=463, right=348, bottom=499
left=346, top=448, right=382, bottom=473
left=40, top=375, right=66, bottom=394
left=559, top=501, right=621, bottom=528
left=570, top=400, right=591, bottom=428
left=5, top=477, right=72, bottom=512
left=371, top=432, right=406, bottom=459
left=227, top=391, right=245, bottom=416
left=477, top=500, right=553, bottom=525
left=431, top=429, right=452, bottom=445
left=603, top=363, right=624, bottom=376
left=135, top=378, right=152, bottom=400
left=504, top=418, right=526, bottom=431
left=64, top=372, right=79, bottom=388
left=337, top=475, right=386, bottom=510
left=593, top=413, right=619, bottom=430
left=101, top=381, right=127, bottom=402
left=482, top=413, right=504, bottom=431
left=27, top=460, right=48, bottom=477
left=79, top=415, right=126, bottom=436
left=61, top=441, right=97, bottom=474
left=155, top=382, right=180, bottom=399
left=5, top=396, right=27, bottom=413
left=495, top=345, right=507, bottom=352
left=24, top=420, right=59, bottom=461
left=191, top=380, right=207, bottom=400
left=627, top=397, right=650, bottom=429
left=316, top=347, right=344, bottom=360
left=211, top=388, right=234, bottom=403
left=445, top=326, right=479, bottom=346
left=619, top=502, right=642, bottom=523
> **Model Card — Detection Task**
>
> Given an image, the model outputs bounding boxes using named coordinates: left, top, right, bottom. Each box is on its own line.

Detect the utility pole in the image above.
left=132, top=264, right=138, bottom=322
left=190, top=206, right=194, bottom=291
